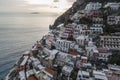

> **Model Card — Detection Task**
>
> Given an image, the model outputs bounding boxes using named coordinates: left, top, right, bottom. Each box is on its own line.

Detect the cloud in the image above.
left=24, top=0, right=52, bottom=5
left=0, top=0, right=74, bottom=12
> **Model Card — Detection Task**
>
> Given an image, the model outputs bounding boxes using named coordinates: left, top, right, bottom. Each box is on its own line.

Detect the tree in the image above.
left=108, top=51, right=120, bottom=65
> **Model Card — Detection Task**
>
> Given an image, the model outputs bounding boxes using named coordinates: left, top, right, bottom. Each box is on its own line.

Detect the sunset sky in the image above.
left=0, top=0, right=75, bottom=12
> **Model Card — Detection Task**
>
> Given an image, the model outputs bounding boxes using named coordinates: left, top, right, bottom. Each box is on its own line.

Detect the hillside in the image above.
left=53, top=0, right=120, bottom=27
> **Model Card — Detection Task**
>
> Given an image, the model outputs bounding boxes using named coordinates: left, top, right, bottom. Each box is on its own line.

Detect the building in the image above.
left=97, top=47, right=112, bottom=61
left=107, top=65, right=120, bottom=80
left=55, top=52, right=74, bottom=67
left=55, top=39, right=75, bottom=52
left=82, top=63, right=92, bottom=73
left=59, top=23, right=75, bottom=39
left=43, top=68, right=56, bottom=79
left=90, top=24, right=104, bottom=34
left=19, top=70, right=26, bottom=80
left=92, top=17, right=103, bottom=23
left=19, top=56, right=29, bottom=72
left=85, top=2, right=102, bottom=11
left=38, top=50, right=50, bottom=67
left=46, top=50, right=58, bottom=68
left=86, top=10, right=103, bottom=18
left=30, top=57, right=45, bottom=70
left=38, top=49, right=58, bottom=68
left=71, top=10, right=85, bottom=21
left=73, top=44, right=85, bottom=54
left=28, top=76, right=37, bottom=80
left=26, top=70, right=35, bottom=78
left=62, top=65, right=73, bottom=77
left=76, top=70, right=92, bottom=80
left=73, top=24, right=91, bottom=38
left=27, top=76, right=37, bottom=80
left=75, top=35, right=86, bottom=46
left=45, top=33, right=56, bottom=49
left=104, top=3, right=120, bottom=10
left=68, top=50, right=78, bottom=57
left=108, top=65, right=120, bottom=75
left=36, top=68, right=56, bottom=80
left=93, top=70, right=108, bottom=80
left=81, top=56, right=88, bottom=63
left=100, top=35, right=120, bottom=50
left=85, top=41, right=99, bottom=57
left=107, top=16, right=120, bottom=25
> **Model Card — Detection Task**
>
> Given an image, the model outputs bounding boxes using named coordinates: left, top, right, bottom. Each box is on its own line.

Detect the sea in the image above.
left=0, top=12, right=61, bottom=79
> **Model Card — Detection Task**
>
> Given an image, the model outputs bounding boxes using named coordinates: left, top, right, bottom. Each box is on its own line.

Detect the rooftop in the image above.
left=19, top=70, right=25, bottom=79
left=109, top=65, right=120, bottom=71
left=44, top=68, right=56, bottom=77
left=81, top=56, right=88, bottom=59
left=98, top=47, right=111, bottom=53
left=78, top=70, right=90, bottom=76
left=76, top=35, right=85, bottom=40
left=62, top=65, right=73, bottom=73
left=28, top=76, right=37, bottom=80
left=69, top=51, right=78, bottom=56
left=20, top=56, right=29, bottom=66
left=93, top=70, right=106, bottom=76
left=93, top=70, right=108, bottom=80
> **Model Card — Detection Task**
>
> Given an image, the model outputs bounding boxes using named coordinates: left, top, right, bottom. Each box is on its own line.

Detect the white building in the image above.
left=73, top=24, right=83, bottom=38
left=100, top=35, right=120, bottom=50
left=45, top=33, right=56, bottom=49
left=71, top=10, right=85, bottom=21
left=59, top=23, right=76, bottom=39
left=26, top=70, right=34, bottom=78
left=104, top=3, right=120, bottom=10
left=85, top=2, right=102, bottom=11
left=62, top=65, right=73, bottom=76
left=76, top=70, right=92, bottom=80
left=90, top=24, right=103, bottom=34
left=93, top=70, right=108, bottom=80
left=36, top=68, right=56, bottom=80
left=86, top=41, right=99, bottom=56
left=76, top=35, right=86, bottom=46
left=55, top=52, right=75, bottom=67
left=19, top=70, right=26, bottom=80
left=74, top=24, right=91, bottom=38
left=107, top=16, right=120, bottom=25
left=20, top=56, right=29, bottom=66
left=97, top=47, right=112, bottom=61
left=48, top=50, right=58, bottom=60
left=55, top=39, right=75, bottom=52
left=108, top=65, right=120, bottom=74
left=81, top=56, right=88, bottom=63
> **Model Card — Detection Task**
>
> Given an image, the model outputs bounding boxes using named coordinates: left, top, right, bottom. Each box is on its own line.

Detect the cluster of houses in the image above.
left=5, top=1, right=120, bottom=80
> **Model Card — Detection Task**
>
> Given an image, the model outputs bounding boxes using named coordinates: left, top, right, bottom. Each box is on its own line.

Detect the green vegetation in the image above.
left=108, top=51, right=120, bottom=65
left=70, top=69, right=78, bottom=80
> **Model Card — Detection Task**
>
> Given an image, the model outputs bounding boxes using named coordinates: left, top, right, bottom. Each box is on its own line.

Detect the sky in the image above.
left=0, top=0, right=75, bottom=13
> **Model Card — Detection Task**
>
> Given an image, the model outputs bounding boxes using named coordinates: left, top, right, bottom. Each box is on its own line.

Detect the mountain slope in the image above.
left=53, top=0, right=120, bottom=27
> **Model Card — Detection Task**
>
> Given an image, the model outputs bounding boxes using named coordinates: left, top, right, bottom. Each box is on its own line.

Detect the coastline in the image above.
left=4, top=0, right=120, bottom=80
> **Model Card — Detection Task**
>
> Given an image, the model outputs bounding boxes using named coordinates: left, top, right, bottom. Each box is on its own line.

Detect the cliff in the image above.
left=53, top=0, right=86, bottom=27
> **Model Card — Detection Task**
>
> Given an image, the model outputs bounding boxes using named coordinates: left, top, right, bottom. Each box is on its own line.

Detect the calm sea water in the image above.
left=0, top=12, right=60, bottom=79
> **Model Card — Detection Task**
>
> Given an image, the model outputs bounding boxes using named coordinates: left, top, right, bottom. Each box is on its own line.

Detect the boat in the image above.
left=31, top=12, right=39, bottom=14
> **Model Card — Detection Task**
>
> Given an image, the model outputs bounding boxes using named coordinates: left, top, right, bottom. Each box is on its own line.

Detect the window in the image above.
left=104, top=55, right=106, bottom=58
